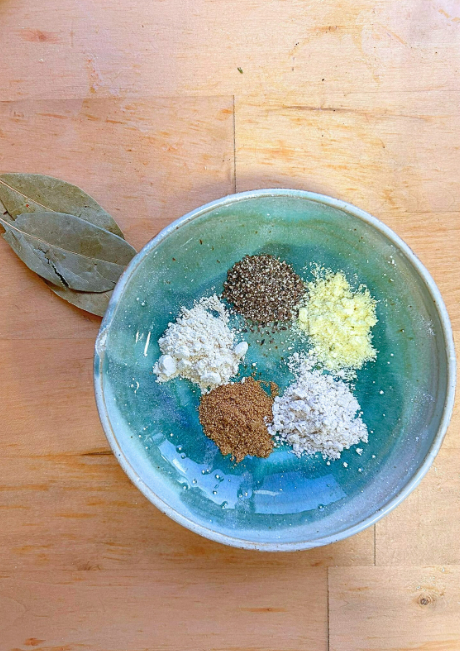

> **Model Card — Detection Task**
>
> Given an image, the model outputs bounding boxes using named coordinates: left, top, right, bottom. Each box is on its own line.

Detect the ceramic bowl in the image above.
left=94, top=190, right=456, bottom=551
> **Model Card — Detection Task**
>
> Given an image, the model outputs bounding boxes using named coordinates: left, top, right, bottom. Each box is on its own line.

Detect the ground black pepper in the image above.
left=222, top=254, right=304, bottom=325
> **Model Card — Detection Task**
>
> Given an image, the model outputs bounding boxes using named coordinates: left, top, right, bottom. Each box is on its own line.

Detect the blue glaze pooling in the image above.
left=94, top=190, right=456, bottom=550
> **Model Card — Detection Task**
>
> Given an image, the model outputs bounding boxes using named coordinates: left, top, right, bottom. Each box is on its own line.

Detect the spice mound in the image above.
left=223, top=254, right=304, bottom=325
left=153, top=294, right=248, bottom=392
left=298, top=270, right=377, bottom=372
left=199, top=377, right=275, bottom=462
left=268, top=354, right=368, bottom=460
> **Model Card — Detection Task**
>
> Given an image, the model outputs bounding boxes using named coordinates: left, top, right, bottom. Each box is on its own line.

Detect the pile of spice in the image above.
left=152, top=254, right=381, bottom=465
left=298, top=269, right=377, bottom=372
left=268, top=353, right=368, bottom=459
left=199, top=377, right=276, bottom=462
left=223, top=254, right=304, bottom=325
left=153, top=294, right=248, bottom=392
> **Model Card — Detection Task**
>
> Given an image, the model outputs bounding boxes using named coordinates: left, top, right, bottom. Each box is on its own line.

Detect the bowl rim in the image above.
left=94, top=188, right=456, bottom=551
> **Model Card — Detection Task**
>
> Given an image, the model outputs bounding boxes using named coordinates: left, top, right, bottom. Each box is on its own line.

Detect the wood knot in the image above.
left=417, top=593, right=435, bottom=607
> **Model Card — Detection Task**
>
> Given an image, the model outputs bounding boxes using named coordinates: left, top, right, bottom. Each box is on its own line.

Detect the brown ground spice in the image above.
left=199, top=377, right=276, bottom=463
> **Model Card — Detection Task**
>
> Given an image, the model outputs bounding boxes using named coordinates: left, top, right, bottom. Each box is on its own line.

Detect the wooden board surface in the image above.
left=329, top=566, right=460, bottom=651
left=0, top=569, right=328, bottom=651
left=0, top=0, right=459, bottom=649
left=1, top=0, right=459, bottom=101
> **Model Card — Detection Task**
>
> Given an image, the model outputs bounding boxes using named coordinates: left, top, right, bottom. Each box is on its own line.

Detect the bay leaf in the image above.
left=0, top=197, right=12, bottom=222
left=0, top=212, right=136, bottom=292
left=0, top=173, right=124, bottom=238
left=45, top=281, right=112, bottom=317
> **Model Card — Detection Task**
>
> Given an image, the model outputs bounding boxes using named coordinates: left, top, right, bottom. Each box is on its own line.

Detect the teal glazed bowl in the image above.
left=94, top=190, right=456, bottom=551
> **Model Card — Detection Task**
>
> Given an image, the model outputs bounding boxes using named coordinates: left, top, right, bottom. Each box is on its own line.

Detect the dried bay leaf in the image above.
left=0, top=173, right=124, bottom=238
left=45, top=281, right=113, bottom=317
left=0, top=212, right=136, bottom=292
left=14, top=211, right=135, bottom=264
left=0, top=176, right=134, bottom=317
left=2, top=224, right=122, bottom=291
left=2, top=224, right=71, bottom=286
left=0, top=197, right=12, bottom=223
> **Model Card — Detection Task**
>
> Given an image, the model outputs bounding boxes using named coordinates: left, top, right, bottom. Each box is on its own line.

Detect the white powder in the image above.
left=153, top=294, right=248, bottom=392
left=268, top=353, right=368, bottom=460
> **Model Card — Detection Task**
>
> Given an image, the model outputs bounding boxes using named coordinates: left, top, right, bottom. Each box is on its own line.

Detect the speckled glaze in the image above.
left=94, top=190, right=456, bottom=551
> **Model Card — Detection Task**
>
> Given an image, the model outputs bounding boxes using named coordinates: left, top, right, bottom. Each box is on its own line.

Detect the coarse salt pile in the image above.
left=268, top=353, right=368, bottom=459
left=153, top=294, right=248, bottom=392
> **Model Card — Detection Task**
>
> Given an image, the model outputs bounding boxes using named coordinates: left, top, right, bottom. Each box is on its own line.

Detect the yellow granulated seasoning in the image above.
left=298, top=270, right=377, bottom=372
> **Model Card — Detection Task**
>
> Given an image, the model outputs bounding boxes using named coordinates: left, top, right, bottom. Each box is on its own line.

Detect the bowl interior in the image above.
left=95, top=193, right=452, bottom=548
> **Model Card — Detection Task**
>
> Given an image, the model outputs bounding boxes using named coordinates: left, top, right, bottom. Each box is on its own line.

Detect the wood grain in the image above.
left=0, top=339, right=104, bottom=456
left=0, top=568, right=328, bottom=651
left=0, top=1, right=459, bottom=101
left=0, top=97, right=235, bottom=250
left=329, top=566, right=460, bottom=651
